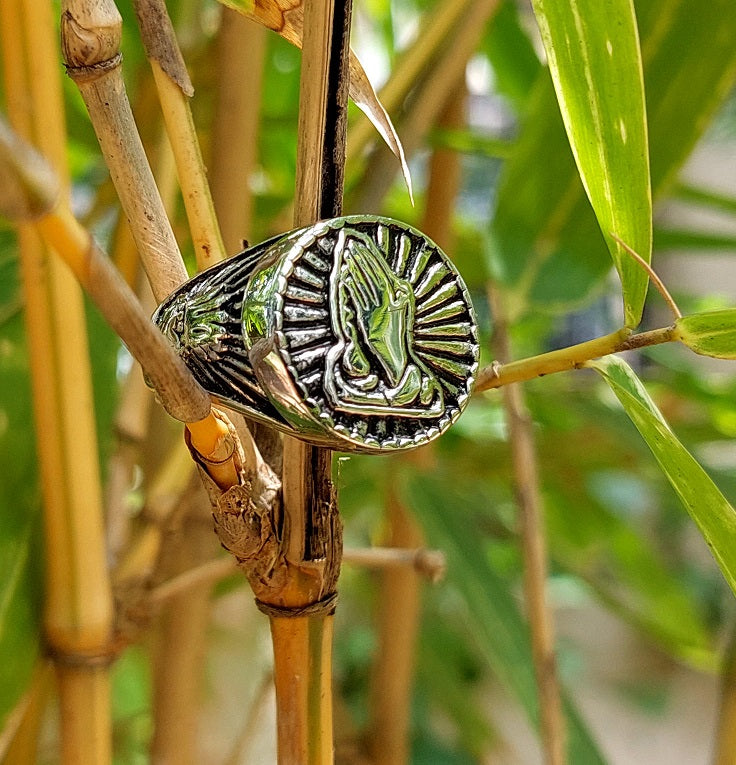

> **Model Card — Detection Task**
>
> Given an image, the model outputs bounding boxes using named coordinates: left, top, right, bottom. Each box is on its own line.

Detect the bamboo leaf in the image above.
left=405, top=474, right=607, bottom=765
left=654, top=227, right=736, bottom=253
left=674, top=183, right=736, bottom=216
left=482, top=0, right=541, bottom=109
left=675, top=309, right=736, bottom=360
left=0, top=513, right=41, bottom=731
left=218, top=0, right=413, bottom=199
left=0, top=306, right=42, bottom=730
left=529, top=0, right=651, bottom=328
left=589, top=355, right=736, bottom=595
left=492, top=0, right=736, bottom=319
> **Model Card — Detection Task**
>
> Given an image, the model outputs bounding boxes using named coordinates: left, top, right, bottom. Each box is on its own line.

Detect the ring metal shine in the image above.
left=153, top=215, right=479, bottom=453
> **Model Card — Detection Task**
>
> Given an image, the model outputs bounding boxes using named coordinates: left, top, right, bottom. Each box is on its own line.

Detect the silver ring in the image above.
left=153, top=215, right=479, bottom=453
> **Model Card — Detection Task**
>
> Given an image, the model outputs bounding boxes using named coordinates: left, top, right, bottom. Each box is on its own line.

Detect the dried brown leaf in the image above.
left=219, top=0, right=413, bottom=201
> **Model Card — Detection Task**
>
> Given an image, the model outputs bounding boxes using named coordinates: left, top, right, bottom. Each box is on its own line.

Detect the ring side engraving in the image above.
left=153, top=216, right=479, bottom=453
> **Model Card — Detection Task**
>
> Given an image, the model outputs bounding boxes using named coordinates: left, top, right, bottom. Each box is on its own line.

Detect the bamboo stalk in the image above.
left=489, top=286, right=565, bottom=765
left=265, top=2, right=352, bottom=762
left=1, top=662, right=52, bottom=764
left=270, top=614, right=335, bottom=762
left=368, top=487, right=425, bottom=765
left=714, top=629, right=736, bottom=764
left=211, top=9, right=267, bottom=253
left=133, top=0, right=227, bottom=270
left=150, top=493, right=218, bottom=765
left=2, top=0, right=114, bottom=761
left=367, top=85, right=467, bottom=764
left=421, top=86, right=467, bottom=248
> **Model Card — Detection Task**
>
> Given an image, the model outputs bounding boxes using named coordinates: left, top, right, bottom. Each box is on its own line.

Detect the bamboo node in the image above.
left=64, top=53, right=123, bottom=84
left=60, top=5, right=123, bottom=69
left=255, top=591, right=338, bottom=619
left=48, top=646, right=115, bottom=669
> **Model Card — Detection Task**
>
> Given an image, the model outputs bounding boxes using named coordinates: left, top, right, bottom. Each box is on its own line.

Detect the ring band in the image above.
left=153, top=215, right=479, bottom=453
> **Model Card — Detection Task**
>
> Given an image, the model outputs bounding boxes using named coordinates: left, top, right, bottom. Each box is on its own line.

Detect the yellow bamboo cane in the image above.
left=1, top=1, right=113, bottom=762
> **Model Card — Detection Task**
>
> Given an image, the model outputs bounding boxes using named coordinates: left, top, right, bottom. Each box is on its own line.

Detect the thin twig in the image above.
left=223, top=672, right=274, bottom=765
left=489, top=286, right=565, bottom=765
left=368, top=487, right=426, bottom=765
left=611, top=232, right=682, bottom=319
left=150, top=546, right=447, bottom=604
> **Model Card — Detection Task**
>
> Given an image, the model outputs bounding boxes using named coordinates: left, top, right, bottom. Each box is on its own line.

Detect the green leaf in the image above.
left=405, top=474, right=607, bottom=765
left=0, top=314, right=42, bottom=730
left=492, top=0, right=736, bottom=320
left=673, top=183, right=736, bottom=216
left=654, top=227, right=736, bottom=253
left=482, top=0, right=541, bottom=109
left=589, top=355, right=736, bottom=596
left=530, top=0, right=652, bottom=328
left=417, top=618, right=495, bottom=758
left=545, top=478, right=714, bottom=667
left=675, top=309, right=736, bottom=360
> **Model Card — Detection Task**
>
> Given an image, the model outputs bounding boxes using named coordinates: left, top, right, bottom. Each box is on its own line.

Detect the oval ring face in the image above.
left=154, top=216, right=479, bottom=453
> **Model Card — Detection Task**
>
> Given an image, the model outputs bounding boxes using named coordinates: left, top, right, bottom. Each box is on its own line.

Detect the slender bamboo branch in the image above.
left=474, top=326, right=677, bottom=393
left=134, top=0, right=227, bottom=270
left=211, top=9, right=267, bottom=253
left=489, top=286, right=565, bottom=765
left=61, top=0, right=187, bottom=303
left=369, top=486, right=426, bottom=765
left=714, top=628, right=736, bottom=765
left=223, top=672, right=274, bottom=765
left=421, top=85, right=466, bottom=247
left=149, top=546, right=446, bottom=604
left=60, top=0, right=268, bottom=493
left=1, top=662, right=52, bottom=764
left=347, top=0, right=476, bottom=167
left=367, top=86, right=465, bottom=765
left=150, top=493, right=218, bottom=765
left=113, top=439, right=196, bottom=587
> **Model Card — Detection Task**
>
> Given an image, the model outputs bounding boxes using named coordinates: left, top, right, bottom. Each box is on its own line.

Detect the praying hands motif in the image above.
left=325, top=229, right=444, bottom=416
